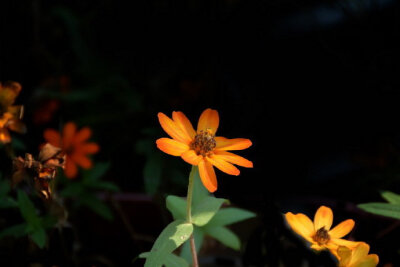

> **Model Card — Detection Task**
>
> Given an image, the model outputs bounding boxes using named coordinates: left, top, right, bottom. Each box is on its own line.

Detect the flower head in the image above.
left=156, top=108, right=253, bottom=192
left=337, top=242, right=379, bottom=267
left=0, top=81, right=26, bottom=143
left=285, top=206, right=359, bottom=258
left=44, top=122, right=99, bottom=178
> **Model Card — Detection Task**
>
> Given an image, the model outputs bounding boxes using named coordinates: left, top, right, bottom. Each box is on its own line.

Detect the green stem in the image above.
left=186, top=166, right=199, bottom=267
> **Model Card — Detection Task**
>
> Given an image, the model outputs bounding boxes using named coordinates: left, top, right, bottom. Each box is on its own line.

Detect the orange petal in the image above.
left=215, top=137, right=252, bottom=151
left=62, top=122, right=77, bottom=148
left=358, top=255, right=379, bottom=266
left=80, top=143, right=100, bottom=154
left=158, top=112, right=192, bottom=144
left=197, top=108, right=219, bottom=135
left=284, top=212, right=314, bottom=243
left=64, top=157, right=78, bottom=178
left=71, top=153, right=92, bottom=169
left=314, top=206, right=333, bottom=231
left=43, top=129, right=62, bottom=147
left=181, top=150, right=202, bottom=165
left=74, top=127, right=92, bottom=143
left=156, top=138, right=189, bottom=156
left=172, top=111, right=196, bottom=140
left=330, top=238, right=360, bottom=249
left=0, top=128, right=11, bottom=143
left=207, top=155, right=240, bottom=176
left=329, top=219, right=355, bottom=239
left=337, top=246, right=352, bottom=266
left=351, top=242, right=370, bottom=263
left=213, top=151, right=253, bottom=168
left=198, top=160, right=217, bottom=192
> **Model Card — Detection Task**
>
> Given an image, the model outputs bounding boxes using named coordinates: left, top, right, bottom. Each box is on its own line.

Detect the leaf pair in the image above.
left=358, top=191, right=400, bottom=219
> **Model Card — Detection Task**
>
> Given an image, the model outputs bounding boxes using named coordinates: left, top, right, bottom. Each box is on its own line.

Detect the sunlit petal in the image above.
left=156, top=138, right=189, bottom=156
left=207, top=155, right=240, bottom=175
left=173, top=111, right=196, bottom=140
left=284, top=212, right=314, bottom=243
left=337, top=246, right=352, bottom=266
left=198, top=159, right=217, bottom=192
left=197, top=108, right=219, bottom=135
left=213, top=150, right=253, bottom=167
left=215, top=137, right=252, bottom=151
left=314, top=206, right=333, bottom=231
left=329, top=219, right=355, bottom=239
left=181, top=150, right=202, bottom=165
left=351, top=242, right=370, bottom=264
left=158, top=112, right=192, bottom=144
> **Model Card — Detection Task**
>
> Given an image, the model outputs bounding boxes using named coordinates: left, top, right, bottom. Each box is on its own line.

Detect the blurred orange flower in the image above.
left=156, top=108, right=253, bottom=192
left=44, top=122, right=99, bottom=178
left=0, top=81, right=26, bottom=143
left=285, top=206, right=359, bottom=258
left=337, top=242, right=379, bottom=267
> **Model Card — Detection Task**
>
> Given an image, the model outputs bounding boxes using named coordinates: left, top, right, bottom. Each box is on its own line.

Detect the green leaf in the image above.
left=191, top=196, right=226, bottom=226
left=191, top=167, right=209, bottom=206
left=205, top=226, right=241, bottom=250
left=60, top=183, right=84, bottom=198
left=140, top=252, right=189, bottom=267
left=164, top=253, right=189, bottom=267
left=381, top=191, right=400, bottom=205
left=0, top=197, right=18, bottom=209
left=358, top=203, right=400, bottom=220
left=80, top=194, right=113, bottom=221
left=143, top=154, right=162, bottom=195
left=180, top=227, right=204, bottom=263
left=0, top=179, right=10, bottom=196
left=166, top=195, right=186, bottom=220
left=145, top=220, right=193, bottom=267
left=17, top=190, right=40, bottom=227
left=11, top=136, right=26, bottom=151
left=40, top=216, right=57, bottom=229
left=86, top=181, right=119, bottom=192
left=207, top=207, right=256, bottom=227
left=84, top=162, right=110, bottom=182
left=0, top=223, right=28, bottom=238
left=30, top=227, right=46, bottom=248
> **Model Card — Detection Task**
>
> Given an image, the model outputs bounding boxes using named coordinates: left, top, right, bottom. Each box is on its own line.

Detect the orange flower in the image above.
left=156, top=108, right=253, bottom=192
left=337, top=242, right=379, bottom=267
left=285, top=206, right=360, bottom=258
left=44, top=122, right=99, bottom=178
left=0, top=81, right=26, bottom=143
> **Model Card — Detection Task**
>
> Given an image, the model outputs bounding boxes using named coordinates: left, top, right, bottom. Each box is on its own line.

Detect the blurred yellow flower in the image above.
left=156, top=108, right=253, bottom=192
left=285, top=206, right=359, bottom=258
left=337, top=242, right=379, bottom=267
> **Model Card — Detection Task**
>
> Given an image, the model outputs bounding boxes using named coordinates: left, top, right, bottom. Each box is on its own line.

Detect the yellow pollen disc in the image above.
left=190, top=129, right=216, bottom=156
left=313, top=227, right=330, bottom=245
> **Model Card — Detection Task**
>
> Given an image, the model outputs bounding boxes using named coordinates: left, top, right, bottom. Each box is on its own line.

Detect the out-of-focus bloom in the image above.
left=0, top=81, right=26, bottom=143
left=337, top=242, right=379, bottom=267
left=285, top=206, right=359, bottom=258
left=156, top=108, right=253, bottom=192
left=44, top=122, right=99, bottom=178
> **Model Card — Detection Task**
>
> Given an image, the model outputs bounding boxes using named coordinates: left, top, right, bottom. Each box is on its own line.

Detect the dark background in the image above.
left=1, top=0, right=400, bottom=266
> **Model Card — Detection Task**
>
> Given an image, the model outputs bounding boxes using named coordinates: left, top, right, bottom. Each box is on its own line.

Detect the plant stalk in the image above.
left=186, top=166, right=199, bottom=267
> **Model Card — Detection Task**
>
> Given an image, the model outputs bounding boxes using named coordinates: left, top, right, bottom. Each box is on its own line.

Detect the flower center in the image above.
left=313, top=227, right=330, bottom=245
left=190, top=129, right=216, bottom=156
